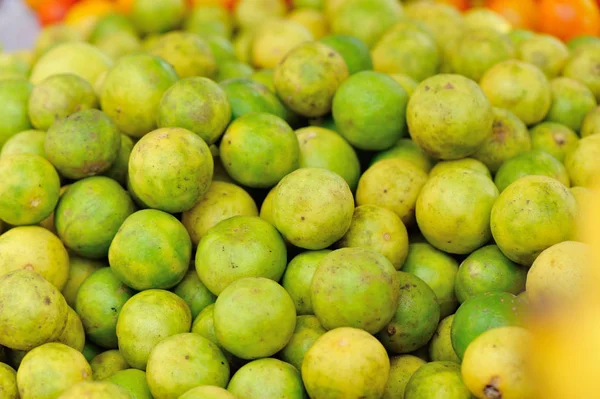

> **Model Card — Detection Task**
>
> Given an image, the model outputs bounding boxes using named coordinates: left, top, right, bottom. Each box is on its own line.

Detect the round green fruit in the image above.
left=319, top=34, right=373, bottom=75
left=227, top=358, right=305, bottom=399
left=530, top=122, right=579, bottom=162
left=545, top=77, right=597, bottom=132
left=404, top=361, right=471, bottom=399
left=279, top=315, right=326, bottom=371
left=281, top=250, right=331, bottom=315
left=429, top=315, right=460, bottom=363
left=494, top=150, right=570, bottom=192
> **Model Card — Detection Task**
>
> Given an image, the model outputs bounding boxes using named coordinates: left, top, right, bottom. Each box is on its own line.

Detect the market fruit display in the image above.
left=0, top=0, right=598, bottom=398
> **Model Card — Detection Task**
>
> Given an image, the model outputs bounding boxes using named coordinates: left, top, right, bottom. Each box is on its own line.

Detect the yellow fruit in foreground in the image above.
left=462, top=326, right=534, bottom=399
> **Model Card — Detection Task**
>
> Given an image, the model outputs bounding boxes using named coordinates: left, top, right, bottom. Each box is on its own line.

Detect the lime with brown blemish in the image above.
left=0, top=269, right=68, bottom=351
left=530, top=122, right=579, bottom=162
left=109, top=209, right=191, bottom=291
left=429, top=315, right=461, bottom=363
left=75, top=267, right=135, bottom=349
left=472, top=107, right=531, bottom=173
left=0, top=154, right=60, bottom=226
left=319, top=34, right=373, bottom=75
left=517, top=34, right=569, bottom=79
left=28, top=73, right=97, bottom=131
left=281, top=250, right=331, bottom=315
left=494, top=150, right=570, bottom=192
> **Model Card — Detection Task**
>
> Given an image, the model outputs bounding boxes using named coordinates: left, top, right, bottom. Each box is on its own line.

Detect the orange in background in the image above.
left=436, top=0, right=470, bottom=11
left=537, top=0, right=600, bottom=41
left=114, top=0, right=135, bottom=14
left=36, top=1, right=72, bottom=25
left=64, top=0, right=115, bottom=24
left=486, top=0, right=537, bottom=29
left=189, top=0, right=239, bottom=11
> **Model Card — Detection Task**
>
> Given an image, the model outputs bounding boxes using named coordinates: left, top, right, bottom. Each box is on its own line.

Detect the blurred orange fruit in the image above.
left=190, top=0, right=238, bottom=10
left=486, top=0, right=537, bottom=29
left=36, top=1, right=73, bottom=25
left=537, top=0, right=600, bottom=41
left=114, top=0, right=135, bottom=14
left=436, top=0, right=470, bottom=11
left=64, top=0, right=116, bottom=24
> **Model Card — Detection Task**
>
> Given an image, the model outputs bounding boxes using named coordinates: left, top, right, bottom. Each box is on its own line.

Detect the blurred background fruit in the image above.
left=537, top=0, right=600, bottom=41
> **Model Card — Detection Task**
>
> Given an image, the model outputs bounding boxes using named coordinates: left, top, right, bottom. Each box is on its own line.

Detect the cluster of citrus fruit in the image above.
left=0, top=0, right=599, bottom=398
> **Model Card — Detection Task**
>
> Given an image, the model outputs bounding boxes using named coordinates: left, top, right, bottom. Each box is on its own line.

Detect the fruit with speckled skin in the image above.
left=116, top=290, right=192, bottom=370
left=302, top=327, right=390, bottom=399
left=272, top=168, right=354, bottom=250
left=107, top=369, right=153, bottom=399
left=371, top=139, right=434, bottom=173
left=319, top=34, right=373, bottom=75
left=356, top=159, right=428, bottom=225
left=219, top=113, right=298, bottom=188
left=214, top=277, right=296, bottom=359
left=563, top=46, right=600, bottom=102
left=17, top=343, right=91, bottom=399
left=0, top=270, right=68, bottom=351
left=378, top=272, right=440, bottom=353
left=383, top=355, right=426, bottom=399
left=90, top=350, right=129, bottom=380
left=158, top=77, right=231, bottom=145
left=455, top=245, right=526, bottom=303
left=100, top=53, right=178, bottom=138
left=28, top=73, right=97, bottom=131
left=150, top=32, right=216, bottom=79
left=56, top=176, right=135, bottom=259
left=0, top=363, right=18, bottom=399
left=220, top=78, right=286, bottom=121
left=333, top=71, right=408, bottom=150
left=404, top=361, right=471, bottom=399
left=102, top=134, right=134, bottom=185
left=447, top=28, right=514, bottom=82
left=128, top=128, right=213, bottom=213
left=480, top=60, right=551, bottom=125
left=530, top=122, right=579, bottom=162
left=312, top=248, right=399, bottom=333
left=281, top=250, right=331, bottom=315
left=527, top=241, right=592, bottom=306
left=280, top=315, right=326, bottom=371
left=337, top=205, right=408, bottom=270
left=57, top=381, right=131, bottom=399
left=402, top=243, right=459, bottom=318
left=0, top=226, right=69, bottom=290
left=491, top=175, right=577, bottom=265
left=517, top=34, right=568, bottom=79
left=195, top=216, right=287, bottom=295
left=494, top=150, right=570, bottom=192
left=227, top=358, right=305, bottom=399
left=429, top=315, right=460, bottom=363
left=564, top=134, right=600, bottom=187
left=296, top=126, right=361, bottom=191
left=172, top=270, right=216, bottom=319
left=407, top=74, right=493, bottom=160
left=45, top=109, right=121, bottom=179
left=146, top=333, right=229, bottom=399
left=0, top=129, right=46, bottom=159
left=0, top=154, right=60, bottom=225
left=109, top=209, right=191, bottom=291
left=545, top=77, right=597, bottom=132
left=61, top=255, right=104, bottom=308
left=30, top=42, right=112, bottom=86
left=274, top=42, right=349, bottom=118
left=417, top=169, right=498, bottom=254
left=429, top=158, right=491, bottom=180
left=472, top=107, right=531, bottom=173
left=75, top=267, right=135, bottom=349
left=180, top=385, right=237, bottom=399
left=462, top=326, right=534, bottom=399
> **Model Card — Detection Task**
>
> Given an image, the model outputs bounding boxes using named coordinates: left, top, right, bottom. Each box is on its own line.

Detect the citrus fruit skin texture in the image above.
left=377, top=271, right=440, bottom=354
left=227, top=358, right=306, bottom=399
left=429, top=315, right=461, bottom=363
left=461, top=327, right=535, bottom=399
left=494, top=150, right=570, bottom=192
left=564, top=134, right=600, bottom=187
left=407, top=74, right=493, bottom=160
left=417, top=169, right=498, bottom=255
left=429, top=158, right=491, bottom=180
left=302, top=327, right=390, bottom=399
left=55, top=176, right=136, bottom=260
left=0, top=226, right=69, bottom=290
left=563, top=46, right=600, bottom=102
left=337, top=204, right=409, bottom=270
left=17, top=342, right=92, bottom=399
left=319, top=34, right=373, bottom=75
left=491, top=175, right=577, bottom=266
left=149, top=32, right=215, bottom=80
left=404, top=361, right=471, bottom=399
left=383, top=355, right=426, bottom=399
left=220, top=78, right=286, bottom=121
left=106, top=368, right=153, bottom=399
left=472, top=107, right=531, bottom=173
left=100, top=53, right=179, bottom=138
left=180, top=385, right=237, bottom=399
left=146, top=333, right=230, bottom=399
left=281, top=250, right=331, bottom=315
left=251, top=19, right=314, bottom=69
left=109, top=209, right=191, bottom=291
left=545, top=77, right=597, bottom=132
left=332, top=71, right=409, bottom=151
left=311, top=247, right=399, bottom=334
left=75, top=267, right=135, bottom=349
left=90, top=350, right=129, bottom=380
left=530, top=122, right=579, bottom=163
left=272, top=168, right=354, bottom=250
left=451, top=292, right=526, bottom=360
left=116, top=289, right=192, bottom=370
left=56, top=381, right=132, bottom=399
left=280, top=315, right=327, bottom=371
left=0, top=154, right=60, bottom=226
left=57, top=306, right=85, bottom=352
left=172, top=270, right=216, bottom=319
left=371, top=138, right=434, bottom=173
left=517, top=34, right=569, bottom=79
left=480, top=60, right=552, bottom=126
left=195, top=215, right=287, bottom=296
left=219, top=113, right=298, bottom=188
left=130, top=0, right=186, bottom=35
left=0, top=363, right=18, bottom=399
left=158, top=77, right=231, bottom=145
left=128, top=127, right=214, bottom=213
left=213, top=277, right=296, bottom=360
left=274, top=41, right=349, bottom=118
left=581, top=105, right=600, bottom=137
left=0, top=129, right=46, bottom=159
left=0, top=270, right=68, bottom=351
